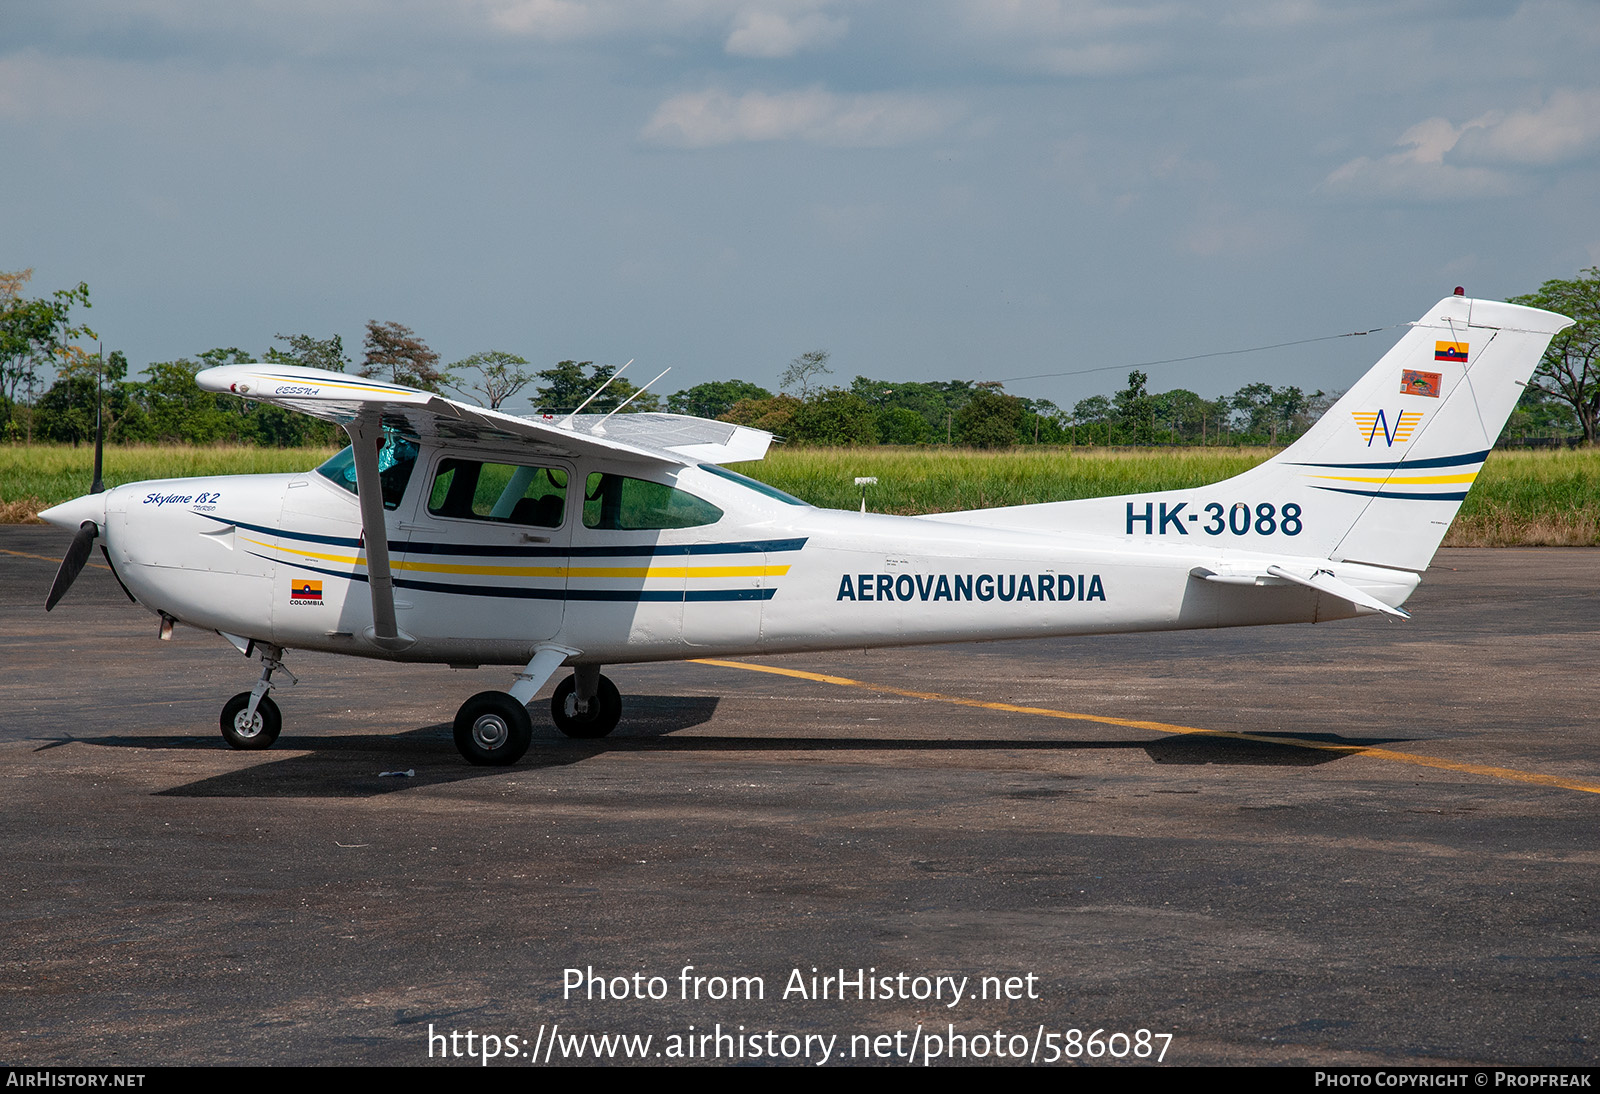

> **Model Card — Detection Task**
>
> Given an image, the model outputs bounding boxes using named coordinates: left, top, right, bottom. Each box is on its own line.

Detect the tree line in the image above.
left=4, top=267, right=1598, bottom=449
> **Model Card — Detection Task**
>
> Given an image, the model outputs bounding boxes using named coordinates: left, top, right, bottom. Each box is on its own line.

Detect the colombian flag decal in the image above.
left=1435, top=341, right=1468, bottom=363
left=290, top=579, right=323, bottom=603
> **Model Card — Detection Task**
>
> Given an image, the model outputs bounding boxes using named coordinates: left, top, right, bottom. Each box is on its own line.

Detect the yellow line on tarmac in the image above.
left=691, top=658, right=1600, bottom=797
left=0, top=547, right=110, bottom=571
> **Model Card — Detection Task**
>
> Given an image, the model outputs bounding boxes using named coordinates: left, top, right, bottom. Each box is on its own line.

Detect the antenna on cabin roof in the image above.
left=593, top=367, right=671, bottom=434
left=855, top=476, right=877, bottom=514
left=558, top=359, right=633, bottom=428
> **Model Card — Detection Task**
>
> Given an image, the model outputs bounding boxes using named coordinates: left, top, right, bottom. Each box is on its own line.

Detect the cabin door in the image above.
left=396, top=454, right=575, bottom=649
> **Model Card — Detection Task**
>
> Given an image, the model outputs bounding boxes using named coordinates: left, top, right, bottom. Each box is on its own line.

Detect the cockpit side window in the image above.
left=582, top=473, right=724, bottom=530
left=427, top=459, right=568, bottom=528
left=315, top=433, right=420, bottom=510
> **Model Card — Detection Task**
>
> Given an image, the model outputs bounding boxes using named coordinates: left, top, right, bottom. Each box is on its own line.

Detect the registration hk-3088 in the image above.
left=1128, top=501, right=1303, bottom=537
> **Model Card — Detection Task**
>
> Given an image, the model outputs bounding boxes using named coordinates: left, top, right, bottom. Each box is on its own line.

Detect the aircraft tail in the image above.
left=932, top=294, right=1572, bottom=572
left=1228, top=294, right=1571, bottom=570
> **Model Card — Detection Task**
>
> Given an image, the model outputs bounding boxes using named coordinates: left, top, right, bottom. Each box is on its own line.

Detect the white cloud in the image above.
left=473, top=0, right=852, bottom=51
left=1323, top=115, right=1512, bottom=201
left=641, top=86, right=957, bottom=147
left=725, top=8, right=848, bottom=57
left=947, top=0, right=1179, bottom=77
left=1450, top=89, right=1600, bottom=167
left=1324, top=90, right=1600, bottom=200
left=475, top=0, right=621, bottom=39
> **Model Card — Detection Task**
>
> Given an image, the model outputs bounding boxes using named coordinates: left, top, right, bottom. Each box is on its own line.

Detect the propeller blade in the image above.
left=45, top=521, right=99, bottom=612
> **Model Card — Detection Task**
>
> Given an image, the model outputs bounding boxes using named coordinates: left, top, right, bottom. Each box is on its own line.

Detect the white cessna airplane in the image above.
left=39, top=293, right=1570, bottom=765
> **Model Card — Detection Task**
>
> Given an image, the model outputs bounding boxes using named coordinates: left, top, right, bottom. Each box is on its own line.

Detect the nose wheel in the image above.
left=220, top=643, right=294, bottom=750
left=221, top=692, right=282, bottom=750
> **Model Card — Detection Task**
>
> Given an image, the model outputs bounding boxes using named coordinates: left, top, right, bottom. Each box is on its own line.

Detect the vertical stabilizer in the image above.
left=931, top=295, right=1572, bottom=572
left=1238, top=295, right=1571, bottom=570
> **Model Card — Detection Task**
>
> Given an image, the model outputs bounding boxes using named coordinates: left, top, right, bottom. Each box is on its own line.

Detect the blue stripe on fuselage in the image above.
left=1287, top=449, right=1489, bottom=471
left=215, top=514, right=805, bottom=557
left=251, top=554, right=779, bottom=603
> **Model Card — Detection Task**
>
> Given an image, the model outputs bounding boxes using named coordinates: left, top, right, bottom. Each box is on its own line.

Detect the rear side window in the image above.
left=428, top=459, right=568, bottom=527
left=699, top=463, right=809, bottom=505
left=583, top=473, right=723, bottom=530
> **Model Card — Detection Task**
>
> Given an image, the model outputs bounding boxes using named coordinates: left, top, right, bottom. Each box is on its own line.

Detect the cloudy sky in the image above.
left=5, top=0, right=1599, bottom=408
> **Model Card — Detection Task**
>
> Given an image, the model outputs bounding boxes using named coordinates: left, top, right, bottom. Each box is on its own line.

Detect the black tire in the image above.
left=550, top=674, right=621, bottom=739
left=221, top=691, right=282, bottom=750
left=453, top=691, right=533, bottom=766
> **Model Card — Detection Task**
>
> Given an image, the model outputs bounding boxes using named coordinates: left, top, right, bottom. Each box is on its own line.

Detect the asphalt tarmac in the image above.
left=2, top=525, right=1598, bottom=1067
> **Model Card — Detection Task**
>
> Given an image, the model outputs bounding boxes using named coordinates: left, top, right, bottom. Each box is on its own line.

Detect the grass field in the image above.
left=0, top=445, right=339, bottom=522
left=3, top=443, right=1596, bottom=546
left=730, top=447, right=1277, bottom=513
left=1440, top=449, right=1600, bottom=546
left=732, top=447, right=1600, bottom=546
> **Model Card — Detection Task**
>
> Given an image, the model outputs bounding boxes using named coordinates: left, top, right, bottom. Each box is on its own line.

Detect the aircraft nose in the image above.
left=39, top=492, right=109, bottom=532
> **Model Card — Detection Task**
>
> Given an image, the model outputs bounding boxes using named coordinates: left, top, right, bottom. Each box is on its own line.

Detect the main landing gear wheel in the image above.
left=221, top=692, right=282, bottom=750
left=454, top=691, right=533, bottom=766
left=551, top=674, right=621, bottom=739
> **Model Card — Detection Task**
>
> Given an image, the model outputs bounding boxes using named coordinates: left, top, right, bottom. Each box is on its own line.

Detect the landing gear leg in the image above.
left=551, top=667, right=621, bottom=739
left=221, top=643, right=295, bottom=750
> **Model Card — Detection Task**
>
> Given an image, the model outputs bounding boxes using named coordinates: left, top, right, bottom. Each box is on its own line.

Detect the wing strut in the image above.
left=344, top=416, right=415, bottom=651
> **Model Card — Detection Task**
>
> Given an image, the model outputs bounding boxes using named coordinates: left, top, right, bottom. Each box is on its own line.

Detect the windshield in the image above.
left=316, top=433, right=420, bottom=510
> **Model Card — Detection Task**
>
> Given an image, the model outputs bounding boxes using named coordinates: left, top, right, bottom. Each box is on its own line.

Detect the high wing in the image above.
left=194, top=363, right=773, bottom=467
left=195, top=362, right=773, bottom=653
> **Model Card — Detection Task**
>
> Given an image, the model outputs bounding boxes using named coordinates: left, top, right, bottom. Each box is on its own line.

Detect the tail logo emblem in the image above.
left=1435, top=341, right=1469, bottom=363
left=1351, top=410, right=1423, bottom=447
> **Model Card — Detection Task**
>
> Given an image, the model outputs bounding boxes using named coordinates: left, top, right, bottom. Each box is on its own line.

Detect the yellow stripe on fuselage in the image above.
left=1304, top=472, right=1479, bottom=485
left=241, top=537, right=789, bottom=579
left=402, top=561, right=788, bottom=579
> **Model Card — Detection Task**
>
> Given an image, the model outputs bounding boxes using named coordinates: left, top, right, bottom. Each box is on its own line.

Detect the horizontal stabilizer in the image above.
left=1190, top=563, right=1410, bottom=618
left=1265, top=564, right=1410, bottom=619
